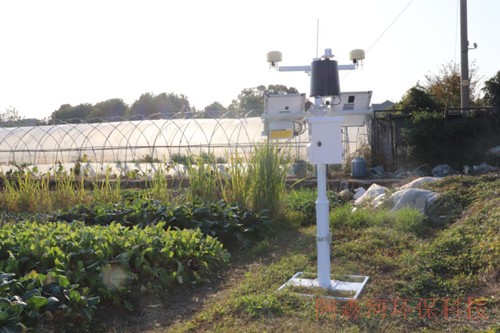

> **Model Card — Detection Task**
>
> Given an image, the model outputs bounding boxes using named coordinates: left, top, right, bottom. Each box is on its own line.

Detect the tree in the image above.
left=202, top=102, right=227, bottom=118
left=424, top=61, right=479, bottom=109
left=395, top=62, right=481, bottom=111
left=228, top=84, right=299, bottom=117
left=129, top=92, right=192, bottom=119
left=0, top=107, right=22, bottom=124
left=482, top=70, right=500, bottom=110
left=91, top=99, right=129, bottom=120
left=395, top=84, right=440, bottom=111
left=50, top=103, right=94, bottom=123
left=156, top=93, right=191, bottom=118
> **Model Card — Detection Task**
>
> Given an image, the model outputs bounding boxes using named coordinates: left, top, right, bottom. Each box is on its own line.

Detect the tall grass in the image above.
left=220, top=153, right=250, bottom=206
left=187, top=157, right=220, bottom=202
left=1, top=170, right=51, bottom=212
left=143, top=165, right=172, bottom=202
left=1, top=169, right=78, bottom=213
left=185, top=143, right=291, bottom=217
left=51, top=164, right=87, bottom=208
left=1, top=143, right=291, bottom=217
left=247, top=141, right=290, bottom=216
left=0, top=165, right=124, bottom=214
left=91, top=167, right=122, bottom=204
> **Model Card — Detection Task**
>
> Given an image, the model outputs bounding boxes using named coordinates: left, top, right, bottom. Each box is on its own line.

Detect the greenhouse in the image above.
left=0, top=114, right=369, bottom=175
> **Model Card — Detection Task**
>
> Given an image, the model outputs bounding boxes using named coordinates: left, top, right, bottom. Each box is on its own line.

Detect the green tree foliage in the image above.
left=128, top=92, right=192, bottom=119
left=51, top=103, right=94, bottom=123
left=481, top=70, right=500, bottom=109
left=90, top=98, right=128, bottom=120
left=228, top=84, right=299, bottom=117
left=43, top=85, right=300, bottom=123
left=202, top=101, right=228, bottom=118
left=396, top=62, right=480, bottom=111
left=395, top=84, right=440, bottom=110
left=424, top=61, right=479, bottom=108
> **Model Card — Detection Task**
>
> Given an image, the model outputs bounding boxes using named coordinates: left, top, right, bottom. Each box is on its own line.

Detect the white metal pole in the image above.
left=316, top=163, right=331, bottom=288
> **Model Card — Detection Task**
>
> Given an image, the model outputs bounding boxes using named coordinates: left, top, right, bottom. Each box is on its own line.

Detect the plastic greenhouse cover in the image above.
left=0, top=116, right=367, bottom=171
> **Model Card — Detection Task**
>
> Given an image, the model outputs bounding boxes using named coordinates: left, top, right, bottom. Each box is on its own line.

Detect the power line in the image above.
left=341, top=0, right=415, bottom=81
left=365, top=0, right=415, bottom=54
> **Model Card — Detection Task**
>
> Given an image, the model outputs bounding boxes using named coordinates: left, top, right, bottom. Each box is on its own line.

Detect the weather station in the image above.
left=263, top=47, right=370, bottom=299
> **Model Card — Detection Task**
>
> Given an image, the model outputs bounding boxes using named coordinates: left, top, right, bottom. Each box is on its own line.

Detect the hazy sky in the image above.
left=1, top=0, right=499, bottom=119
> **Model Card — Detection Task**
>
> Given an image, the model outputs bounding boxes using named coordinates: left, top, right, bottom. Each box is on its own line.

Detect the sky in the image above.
left=1, top=0, right=499, bottom=120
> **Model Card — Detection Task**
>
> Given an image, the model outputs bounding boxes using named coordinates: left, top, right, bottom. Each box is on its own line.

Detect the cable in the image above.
left=365, top=0, right=415, bottom=54
left=341, top=0, right=415, bottom=82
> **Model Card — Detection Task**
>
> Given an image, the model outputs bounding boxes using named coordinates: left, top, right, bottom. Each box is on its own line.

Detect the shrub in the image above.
left=400, top=110, right=500, bottom=169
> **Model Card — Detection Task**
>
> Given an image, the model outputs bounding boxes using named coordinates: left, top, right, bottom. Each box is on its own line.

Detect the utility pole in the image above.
left=460, top=0, right=470, bottom=109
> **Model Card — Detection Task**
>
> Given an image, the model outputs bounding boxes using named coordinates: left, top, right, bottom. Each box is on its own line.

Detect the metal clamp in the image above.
left=317, top=233, right=332, bottom=244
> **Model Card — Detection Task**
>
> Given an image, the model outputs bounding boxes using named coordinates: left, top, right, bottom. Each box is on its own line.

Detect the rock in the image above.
left=338, top=188, right=353, bottom=200
left=432, top=164, right=452, bottom=177
left=354, top=183, right=388, bottom=206
left=486, top=146, right=500, bottom=157
left=399, top=177, right=442, bottom=190
left=372, top=193, right=387, bottom=209
left=389, top=188, right=439, bottom=213
left=369, top=165, right=385, bottom=177
left=472, top=163, right=497, bottom=174
left=352, top=187, right=366, bottom=200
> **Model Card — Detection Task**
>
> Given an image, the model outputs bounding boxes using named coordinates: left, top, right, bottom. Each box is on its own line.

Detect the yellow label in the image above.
left=269, top=129, right=293, bottom=140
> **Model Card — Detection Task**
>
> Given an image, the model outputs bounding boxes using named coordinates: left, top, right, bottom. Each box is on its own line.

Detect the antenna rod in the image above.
left=316, top=19, right=319, bottom=58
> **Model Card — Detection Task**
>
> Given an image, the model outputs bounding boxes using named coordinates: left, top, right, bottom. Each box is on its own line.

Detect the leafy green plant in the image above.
left=52, top=197, right=271, bottom=249
left=199, top=151, right=225, bottom=164
left=0, top=220, right=230, bottom=328
left=170, top=153, right=195, bottom=165
left=0, top=270, right=99, bottom=331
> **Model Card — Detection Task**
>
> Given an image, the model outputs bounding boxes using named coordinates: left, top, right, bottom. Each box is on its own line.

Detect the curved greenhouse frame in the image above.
left=0, top=112, right=369, bottom=175
left=0, top=113, right=312, bottom=169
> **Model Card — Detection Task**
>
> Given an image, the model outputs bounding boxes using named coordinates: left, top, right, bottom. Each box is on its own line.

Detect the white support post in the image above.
left=316, top=163, right=331, bottom=288
left=273, top=47, right=369, bottom=299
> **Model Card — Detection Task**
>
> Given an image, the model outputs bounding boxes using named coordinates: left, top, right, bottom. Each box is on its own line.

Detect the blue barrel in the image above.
left=351, top=157, right=366, bottom=178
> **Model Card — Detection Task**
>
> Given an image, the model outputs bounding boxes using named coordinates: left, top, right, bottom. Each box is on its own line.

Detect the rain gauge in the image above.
left=263, top=48, right=369, bottom=300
